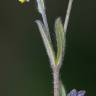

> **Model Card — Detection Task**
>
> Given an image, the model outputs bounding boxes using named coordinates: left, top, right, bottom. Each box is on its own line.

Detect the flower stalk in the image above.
left=64, top=0, right=74, bottom=33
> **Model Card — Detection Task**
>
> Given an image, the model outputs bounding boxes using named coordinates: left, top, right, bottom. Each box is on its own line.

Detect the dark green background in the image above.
left=0, top=0, right=96, bottom=96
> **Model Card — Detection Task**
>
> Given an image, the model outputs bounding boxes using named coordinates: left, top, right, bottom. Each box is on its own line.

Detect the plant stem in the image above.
left=64, top=0, right=74, bottom=33
left=53, top=66, right=60, bottom=96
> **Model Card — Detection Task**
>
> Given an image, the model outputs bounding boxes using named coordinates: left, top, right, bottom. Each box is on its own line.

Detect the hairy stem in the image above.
left=53, top=66, right=60, bottom=96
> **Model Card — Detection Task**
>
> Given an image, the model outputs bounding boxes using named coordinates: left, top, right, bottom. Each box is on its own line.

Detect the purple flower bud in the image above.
left=67, top=89, right=86, bottom=96
left=67, top=89, right=77, bottom=96
left=77, top=90, right=86, bottom=96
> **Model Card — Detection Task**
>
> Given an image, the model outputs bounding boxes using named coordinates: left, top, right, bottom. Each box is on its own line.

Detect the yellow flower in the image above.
left=18, top=0, right=30, bottom=4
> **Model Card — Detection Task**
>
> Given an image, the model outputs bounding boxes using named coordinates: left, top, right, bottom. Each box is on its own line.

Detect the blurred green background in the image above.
left=0, top=0, right=96, bottom=96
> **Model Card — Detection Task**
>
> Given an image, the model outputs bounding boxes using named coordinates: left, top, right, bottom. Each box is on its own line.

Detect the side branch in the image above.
left=64, top=0, right=74, bottom=33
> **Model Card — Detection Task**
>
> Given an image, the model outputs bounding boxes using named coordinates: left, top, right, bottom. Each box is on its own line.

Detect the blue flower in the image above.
left=67, top=89, right=86, bottom=96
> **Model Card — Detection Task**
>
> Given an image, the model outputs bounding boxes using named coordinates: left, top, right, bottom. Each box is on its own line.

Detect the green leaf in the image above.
left=55, top=17, right=65, bottom=65
left=36, top=20, right=55, bottom=66
left=60, top=82, right=66, bottom=96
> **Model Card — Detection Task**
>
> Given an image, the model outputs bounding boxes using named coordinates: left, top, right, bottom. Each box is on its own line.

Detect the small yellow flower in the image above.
left=18, top=0, right=30, bottom=4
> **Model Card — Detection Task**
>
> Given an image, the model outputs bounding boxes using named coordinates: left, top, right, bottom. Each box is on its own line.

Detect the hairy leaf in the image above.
left=55, top=17, right=65, bottom=65
left=36, top=20, right=55, bottom=66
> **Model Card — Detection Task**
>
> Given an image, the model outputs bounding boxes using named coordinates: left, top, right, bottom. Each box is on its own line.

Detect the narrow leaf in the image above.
left=36, top=0, right=50, bottom=39
left=55, top=17, right=65, bottom=65
left=36, top=20, right=55, bottom=66
left=60, top=82, right=66, bottom=96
